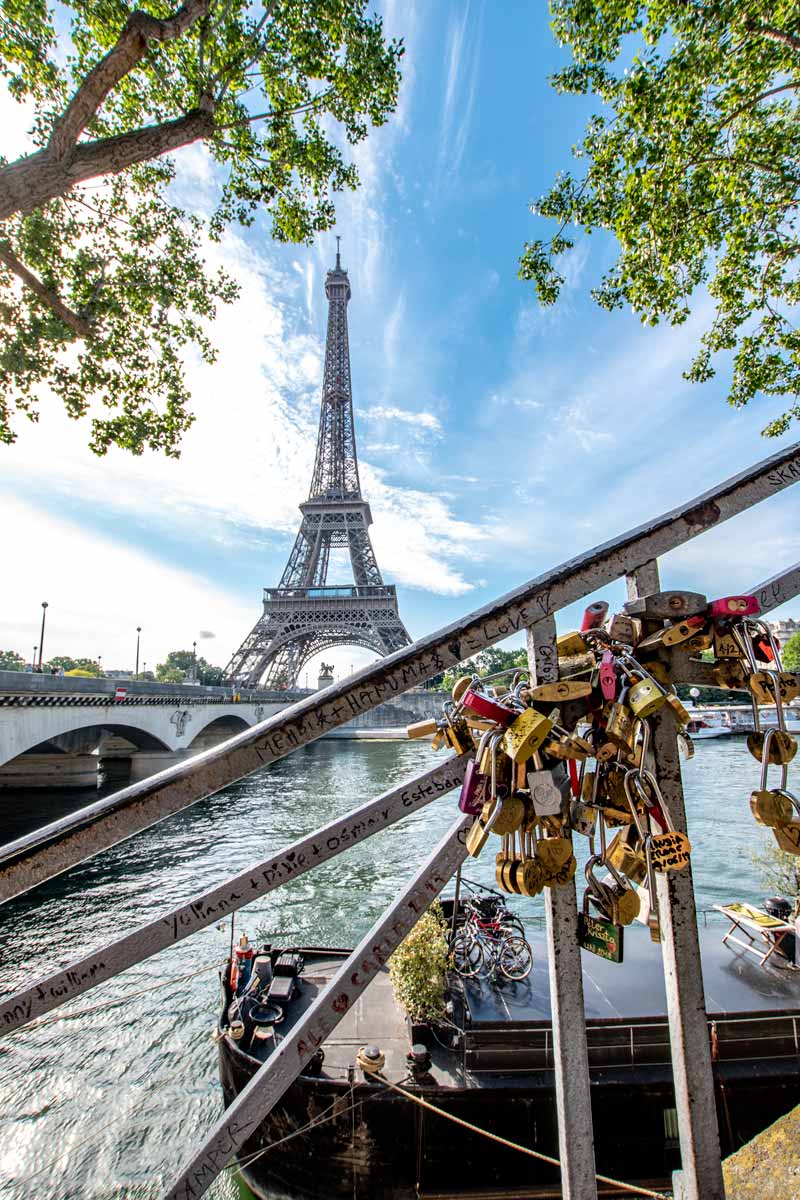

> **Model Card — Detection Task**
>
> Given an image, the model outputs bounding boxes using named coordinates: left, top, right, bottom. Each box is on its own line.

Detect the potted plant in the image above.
left=388, top=901, right=450, bottom=1046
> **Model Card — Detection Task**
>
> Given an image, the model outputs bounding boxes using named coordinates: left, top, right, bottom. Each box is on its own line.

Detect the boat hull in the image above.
left=219, top=1037, right=800, bottom=1199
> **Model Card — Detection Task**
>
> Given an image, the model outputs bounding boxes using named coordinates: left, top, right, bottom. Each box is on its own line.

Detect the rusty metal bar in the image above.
left=527, top=616, right=598, bottom=1200
left=164, top=812, right=471, bottom=1199
left=0, top=755, right=469, bottom=1037
left=627, top=561, right=726, bottom=1200
left=1, top=442, right=798, bottom=905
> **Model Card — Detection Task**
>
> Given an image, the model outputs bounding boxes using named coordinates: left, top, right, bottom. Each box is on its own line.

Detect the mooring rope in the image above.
left=371, top=1069, right=670, bottom=1200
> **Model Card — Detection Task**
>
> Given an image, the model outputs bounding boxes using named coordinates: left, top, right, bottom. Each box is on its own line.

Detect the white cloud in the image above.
left=0, top=497, right=253, bottom=668
left=437, top=1, right=483, bottom=181
left=362, top=405, right=442, bottom=435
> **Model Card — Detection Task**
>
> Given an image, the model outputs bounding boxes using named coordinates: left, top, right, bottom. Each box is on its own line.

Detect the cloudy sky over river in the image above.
left=1, top=1, right=797, bottom=678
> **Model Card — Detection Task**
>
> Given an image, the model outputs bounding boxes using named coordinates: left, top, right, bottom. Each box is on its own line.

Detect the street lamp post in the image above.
left=32, top=645, right=37, bottom=671
left=37, top=602, right=48, bottom=669
left=97, top=655, right=103, bottom=677
left=192, top=640, right=197, bottom=682
left=135, top=627, right=142, bottom=679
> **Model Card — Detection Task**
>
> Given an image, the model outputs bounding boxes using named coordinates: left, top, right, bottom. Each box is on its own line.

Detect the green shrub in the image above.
left=389, top=902, right=449, bottom=1022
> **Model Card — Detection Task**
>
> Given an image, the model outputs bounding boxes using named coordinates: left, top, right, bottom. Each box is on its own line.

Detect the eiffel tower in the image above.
left=225, top=243, right=412, bottom=689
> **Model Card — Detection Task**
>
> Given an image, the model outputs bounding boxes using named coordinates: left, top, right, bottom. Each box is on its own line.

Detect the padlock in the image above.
left=527, top=680, right=593, bottom=702
left=747, top=730, right=798, bottom=765
left=503, top=706, right=553, bottom=762
left=569, top=799, right=597, bottom=838
left=431, top=729, right=446, bottom=751
left=604, top=691, right=635, bottom=752
left=664, top=691, right=691, bottom=727
left=749, top=730, right=793, bottom=827
left=583, top=856, right=621, bottom=925
left=637, top=617, right=705, bottom=652
left=517, top=827, right=546, bottom=896
left=599, top=649, right=617, bottom=700
left=462, top=687, right=517, bottom=727
left=536, top=835, right=577, bottom=887
left=466, top=791, right=507, bottom=858
left=707, top=595, right=760, bottom=619
left=749, top=671, right=800, bottom=706
left=713, top=659, right=748, bottom=689
left=628, top=676, right=667, bottom=719
left=442, top=708, right=475, bottom=755
left=713, top=629, right=742, bottom=659
left=527, top=767, right=565, bottom=816
left=603, top=613, right=642, bottom=646
left=683, top=628, right=714, bottom=654
left=628, top=769, right=691, bottom=871
left=451, top=675, right=473, bottom=703
left=557, top=630, right=588, bottom=657
left=606, top=826, right=647, bottom=885
left=483, top=793, right=526, bottom=836
left=772, top=796, right=800, bottom=856
left=407, top=718, right=439, bottom=739
left=599, top=872, right=640, bottom=925
left=581, top=600, right=609, bottom=631
left=624, top=590, right=707, bottom=620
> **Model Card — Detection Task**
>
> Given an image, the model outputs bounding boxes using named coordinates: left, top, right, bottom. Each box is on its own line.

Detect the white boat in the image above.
left=686, top=712, right=732, bottom=740
left=758, top=706, right=800, bottom=733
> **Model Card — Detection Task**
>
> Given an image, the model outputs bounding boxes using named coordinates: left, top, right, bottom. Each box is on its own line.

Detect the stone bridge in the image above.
left=0, top=671, right=444, bottom=790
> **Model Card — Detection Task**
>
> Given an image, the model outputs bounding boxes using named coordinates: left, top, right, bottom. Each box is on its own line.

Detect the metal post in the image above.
left=526, top=616, right=598, bottom=1200
left=38, top=602, right=48, bottom=669
left=165, top=812, right=470, bottom=1200
left=135, top=627, right=141, bottom=679
left=626, top=560, right=725, bottom=1200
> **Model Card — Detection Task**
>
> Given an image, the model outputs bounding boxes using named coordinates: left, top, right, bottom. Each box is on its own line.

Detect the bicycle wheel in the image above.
left=451, top=930, right=484, bottom=978
left=498, top=935, right=533, bottom=981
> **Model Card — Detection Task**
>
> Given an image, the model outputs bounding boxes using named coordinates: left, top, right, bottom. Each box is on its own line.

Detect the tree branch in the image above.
left=749, top=22, right=800, bottom=55
left=0, top=102, right=216, bottom=221
left=0, top=240, right=91, bottom=336
left=719, top=81, right=800, bottom=129
left=49, top=0, right=211, bottom=161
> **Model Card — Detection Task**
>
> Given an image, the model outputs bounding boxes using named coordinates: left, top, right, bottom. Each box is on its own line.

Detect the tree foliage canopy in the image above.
left=782, top=631, right=800, bottom=671
left=520, top=1, right=800, bottom=435
left=0, top=0, right=402, bottom=455
left=156, top=647, right=223, bottom=684
left=0, top=649, right=25, bottom=670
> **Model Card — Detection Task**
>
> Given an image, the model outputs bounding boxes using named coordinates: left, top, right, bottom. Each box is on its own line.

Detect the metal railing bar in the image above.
left=1, top=442, right=798, bottom=906
left=0, top=755, right=469, bottom=1037
left=164, top=812, right=471, bottom=1199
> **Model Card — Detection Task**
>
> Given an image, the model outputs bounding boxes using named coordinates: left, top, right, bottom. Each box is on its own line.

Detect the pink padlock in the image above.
left=461, top=688, right=516, bottom=727
left=599, top=650, right=617, bottom=701
left=707, top=595, right=760, bottom=619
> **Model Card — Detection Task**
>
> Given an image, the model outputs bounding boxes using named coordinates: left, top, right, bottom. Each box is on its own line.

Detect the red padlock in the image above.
left=458, top=760, right=488, bottom=815
left=582, top=600, right=609, bottom=631
left=707, top=595, right=760, bottom=619
left=461, top=688, right=516, bottom=727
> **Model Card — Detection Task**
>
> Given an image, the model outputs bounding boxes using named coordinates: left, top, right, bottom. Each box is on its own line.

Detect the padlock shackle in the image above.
left=759, top=728, right=790, bottom=792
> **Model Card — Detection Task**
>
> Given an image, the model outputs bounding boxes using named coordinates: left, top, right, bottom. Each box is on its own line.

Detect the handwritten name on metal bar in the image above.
left=165, top=814, right=471, bottom=1200
left=1, top=442, right=798, bottom=905
left=0, top=755, right=469, bottom=1037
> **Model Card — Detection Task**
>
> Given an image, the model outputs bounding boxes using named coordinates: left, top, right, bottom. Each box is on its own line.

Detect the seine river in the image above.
left=0, top=735, right=784, bottom=1199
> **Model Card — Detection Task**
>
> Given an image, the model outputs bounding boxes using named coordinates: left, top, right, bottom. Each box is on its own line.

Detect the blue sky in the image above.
left=0, top=1, right=798, bottom=678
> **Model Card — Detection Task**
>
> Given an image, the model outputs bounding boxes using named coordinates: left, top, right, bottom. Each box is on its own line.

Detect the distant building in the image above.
left=104, top=669, right=133, bottom=678
left=767, top=618, right=800, bottom=650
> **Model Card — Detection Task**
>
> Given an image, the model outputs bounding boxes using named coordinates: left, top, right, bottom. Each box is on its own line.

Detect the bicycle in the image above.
left=451, top=895, right=533, bottom=981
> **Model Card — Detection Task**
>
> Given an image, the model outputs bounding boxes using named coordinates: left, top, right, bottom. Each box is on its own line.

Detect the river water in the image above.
left=0, top=735, right=786, bottom=1199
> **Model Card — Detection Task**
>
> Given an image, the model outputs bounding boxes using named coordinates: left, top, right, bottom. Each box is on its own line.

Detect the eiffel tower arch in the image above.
left=225, top=245, right=412, bottom=689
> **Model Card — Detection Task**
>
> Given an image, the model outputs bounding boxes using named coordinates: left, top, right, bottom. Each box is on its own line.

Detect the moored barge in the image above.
left=217, top=906, right=800, bottom=1199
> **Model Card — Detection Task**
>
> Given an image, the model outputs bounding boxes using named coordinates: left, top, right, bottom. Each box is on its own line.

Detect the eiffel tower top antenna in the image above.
left=223, top=242, right=411, bottom=688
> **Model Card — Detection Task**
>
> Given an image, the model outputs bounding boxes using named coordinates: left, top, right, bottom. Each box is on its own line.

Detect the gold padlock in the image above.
left=605, top=700, right=635, bottom=751
left=452, top=676, right=473, bottom=703
left=557, top=630, right=588, bottom=657
left=713, top=629, right=741, bottom=659
left=503, top=707, right=553, bottom=763
left=649, top=831, right=691, bottom=873
left=747, top=730, right=798, bottom=765
left=750, top=790, right=794, bottom=827
left=483, top=794, right=525, bottom=836
left=628, top=677, right=666, bottom=719
left=773, top=822, right=800, bottom=856
left=407, top=718, right=438, bottom=739
left=713, top=660, right=748, bottom=690
left=443, top=719, right=475, bottom=755
left=528, top=680, right=593, bottom=702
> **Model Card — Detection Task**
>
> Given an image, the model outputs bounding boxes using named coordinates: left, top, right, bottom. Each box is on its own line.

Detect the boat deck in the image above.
left=238, top=924, right=800, bottom=1089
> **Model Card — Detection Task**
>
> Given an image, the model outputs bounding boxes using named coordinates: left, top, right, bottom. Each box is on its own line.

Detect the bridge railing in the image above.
left=1, top=440, right=800, bottom=1200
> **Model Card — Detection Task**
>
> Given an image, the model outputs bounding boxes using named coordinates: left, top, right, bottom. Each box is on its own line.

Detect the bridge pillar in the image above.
left=129, top=750, right=191, bottom=783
